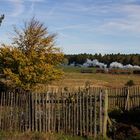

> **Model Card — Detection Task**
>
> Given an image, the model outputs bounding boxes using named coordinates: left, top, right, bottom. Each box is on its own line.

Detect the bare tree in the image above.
left=0, top=14, right=4, bottom=26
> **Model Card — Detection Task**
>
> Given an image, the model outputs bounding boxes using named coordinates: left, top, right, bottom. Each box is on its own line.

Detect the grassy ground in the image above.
left=50, top=66, right=140, bottom=88
left=0, top=131, right=106, bottom=140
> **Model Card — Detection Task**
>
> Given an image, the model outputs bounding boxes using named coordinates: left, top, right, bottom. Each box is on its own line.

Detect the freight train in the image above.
left=96, top=68, right=140, bottom=75
left=81, top=68, right=140, bottom=75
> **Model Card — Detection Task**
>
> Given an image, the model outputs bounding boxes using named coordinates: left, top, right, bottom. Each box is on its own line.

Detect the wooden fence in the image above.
left=0, top=86, right=140, bottom=138
left=0, top=88, right=108, bottom=138
left=108, top=86, right=140, bottom=110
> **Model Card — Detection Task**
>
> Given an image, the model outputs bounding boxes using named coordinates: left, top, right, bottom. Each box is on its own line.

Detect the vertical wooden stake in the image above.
left=89, top=89, right=92, bottom=136
left=80, top=91, right=82, bottom=136
left=103, top=89, right=108, bottom=138
left=94, top=92, right=97, bottom=138
left=35, top=93, right=38, bottom=132
left=125, top=88, right=130, bottom=111
left=39, top=93, right=42, bottom=132
left=76, top=92, right=79, bottom=135
left=99, top=90, right=103, bottom=134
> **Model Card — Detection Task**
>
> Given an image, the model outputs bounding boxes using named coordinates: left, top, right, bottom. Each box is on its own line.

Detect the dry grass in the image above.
left=34, top=67, right=140, bottom=92
left=50, top=72, right=140, bottom=88
left=0, top=131, right=94, bottom=140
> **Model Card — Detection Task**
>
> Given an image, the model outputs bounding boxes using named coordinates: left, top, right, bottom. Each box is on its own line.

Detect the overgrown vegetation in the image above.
left=108, top=108, right=140, bottom=140
left=125, top=80, right=135, bottom=87
left=0, top=132, right=105, bottom=140
left=0, top=18, right=64, bottom=91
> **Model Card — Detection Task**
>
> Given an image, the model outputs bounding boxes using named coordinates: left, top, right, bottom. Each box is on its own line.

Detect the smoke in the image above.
left=133, top=65, right=140, bottom=69
left=110, top=62, right=140, bottom=69
left=83, top=59, right=107, bottom=68
left=110, top=62, right=124, bottom=69
left=83, top=59, right=140, bottom=69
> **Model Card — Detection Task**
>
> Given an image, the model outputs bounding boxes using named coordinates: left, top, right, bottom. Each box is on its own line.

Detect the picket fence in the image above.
left=0, top=88, right=108, bottom=138
left=108, top=86, right=140, bottom=110
left=0, top=86, right=140, bottom=138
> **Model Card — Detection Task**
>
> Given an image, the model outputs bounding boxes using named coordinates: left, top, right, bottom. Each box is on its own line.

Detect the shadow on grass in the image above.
left=108, top=108, right=140, bottom=140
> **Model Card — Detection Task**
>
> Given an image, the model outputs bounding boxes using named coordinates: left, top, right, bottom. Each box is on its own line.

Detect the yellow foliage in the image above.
left=0, top=18, right=64, bottom=90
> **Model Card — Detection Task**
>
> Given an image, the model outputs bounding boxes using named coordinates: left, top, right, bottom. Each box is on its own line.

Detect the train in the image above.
left=81, top=68, right=140, bottom=75
left=96, top=68, right=140, bottom=75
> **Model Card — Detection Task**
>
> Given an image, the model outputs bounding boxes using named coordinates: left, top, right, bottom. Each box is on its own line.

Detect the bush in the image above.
left=114, top=123, right=140, bottom=140
left=108, top=109, right=140, bottom=139
left=125, top=80, right=135, bottom=87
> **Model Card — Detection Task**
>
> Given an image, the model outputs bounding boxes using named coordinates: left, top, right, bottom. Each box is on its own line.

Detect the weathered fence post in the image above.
left=99, top=90, right=103, bottom=134
left=94, top=92, right=97, bottom=138
left=125, top=88, right=130, bottom=111
left=103, top=89, right=108, bottom=138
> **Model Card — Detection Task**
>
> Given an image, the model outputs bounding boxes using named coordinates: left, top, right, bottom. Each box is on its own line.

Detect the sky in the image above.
left=0, top=0, right=140, bottom=54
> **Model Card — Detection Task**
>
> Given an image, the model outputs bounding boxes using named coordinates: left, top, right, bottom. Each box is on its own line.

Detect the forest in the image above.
left=65, top=53, right=140, bottom=66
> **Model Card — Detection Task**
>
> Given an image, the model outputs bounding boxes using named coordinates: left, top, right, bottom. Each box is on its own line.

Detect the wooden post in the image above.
left=76, top=92, right=79, bottom=135
left=31, top=93, right=34, bottom=131
left=42, top=93, right=45, bottom=132
left=45, top=92, right=48, bottom=132
left=28, top=93, right=31, bottom=131
left=89, top=89, right=93, bottom=136
left=136, top=87, right=139, bottom=107
left=68, top=93, right=71, bottom=134
left=125, top=88, right=130, bottom=111
left=73, top=93, right=76, bottom=135
left=65, top=92, right=68, bottom=134
left=82, top=91, right=84, bottom=135
left=94, top=92, right=97, bottom=138
left=48, top=93, right=51, bottom=132
left=57, top=93, right=60, bottom=132
left=0, top=92, right=2, bottom=130
left=19, top=93, right=21, bottom=132
left=35, top=93, right=38, bottom=132
left=39, top=93, right=42, bottom=132
left=51, top=92, right=53, bottom=132
left=3, top=92, right=6, bottom=131
left=15, top=92, right=18, bottom=131
left=80, top=91, right=82, bottom=136
left=99, top=90, right=103, bottom=134
left=103, top=89, right=108, bottom=138
left=137, top=87, right=140, bottom=107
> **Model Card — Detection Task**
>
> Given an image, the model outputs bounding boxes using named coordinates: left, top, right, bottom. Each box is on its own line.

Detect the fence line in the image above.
left=0, top=88, right=107, bottom=138
left=0, top=86, right=140, bottom=137
left=108, top=86, right=140, bottom=110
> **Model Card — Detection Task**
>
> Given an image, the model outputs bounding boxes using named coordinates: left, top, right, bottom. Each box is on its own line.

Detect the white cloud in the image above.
left=45, top=1, right=140, bottom=35
left=7, top=0, right=44, bottom=17
left=62, top=42, right=140, bottom=54
left=27, top=0, right=44, bottom=2
left=8, top=0, right=24, bottom=17
left=28, top=2, right=35, bottom=15
left=83, top=1, right=140, bottom=33
left=55, top=24, right=89, bottom=31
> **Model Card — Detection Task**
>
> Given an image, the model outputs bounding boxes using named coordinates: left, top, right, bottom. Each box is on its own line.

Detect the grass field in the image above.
left=0, top=131, right=101, bottom=140
left=50, top=66, right=140, bottom=88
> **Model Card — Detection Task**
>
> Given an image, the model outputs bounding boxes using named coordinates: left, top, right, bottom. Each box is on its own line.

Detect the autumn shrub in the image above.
left=0, top=18, right=64, bottom=91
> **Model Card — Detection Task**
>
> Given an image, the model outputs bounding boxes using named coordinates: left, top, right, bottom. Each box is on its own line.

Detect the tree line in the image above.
left=65, top=53, right=140, bottom=66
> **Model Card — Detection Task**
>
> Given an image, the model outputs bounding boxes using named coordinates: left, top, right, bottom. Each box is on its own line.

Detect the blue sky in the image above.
left=0, top=0, right=140, bottom=54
